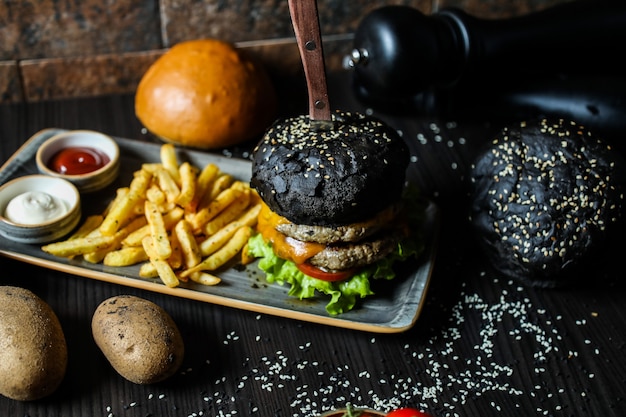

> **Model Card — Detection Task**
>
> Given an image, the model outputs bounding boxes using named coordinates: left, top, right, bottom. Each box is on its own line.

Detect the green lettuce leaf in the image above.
left=247, top=192, right=426, bottom=315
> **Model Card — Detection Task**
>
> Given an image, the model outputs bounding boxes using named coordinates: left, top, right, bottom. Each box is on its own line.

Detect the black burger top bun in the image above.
left=470, top=118, right=626, bottom=288
left=251, top=111, right=409, bottom=226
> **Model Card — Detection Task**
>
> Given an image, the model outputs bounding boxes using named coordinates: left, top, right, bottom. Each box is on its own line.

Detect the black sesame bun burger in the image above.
left=470, top=118, right=626, bottom=288
left=247, top=110, right=424, bottom=315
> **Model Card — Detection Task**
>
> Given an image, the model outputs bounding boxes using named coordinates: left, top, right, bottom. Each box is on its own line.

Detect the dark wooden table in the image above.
left=0, top=72, right=624, bottom=417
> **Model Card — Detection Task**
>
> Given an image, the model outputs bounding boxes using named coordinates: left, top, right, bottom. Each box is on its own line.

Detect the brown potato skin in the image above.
left=91, top=295, right=184, bottom=384
left=0, top=286, right=68, bottom=401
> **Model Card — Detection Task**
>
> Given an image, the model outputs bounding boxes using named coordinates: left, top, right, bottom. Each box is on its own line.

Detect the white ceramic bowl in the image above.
left=0, top=175, right=81, bottom=244
left=36, top=130, right=120, bottom=193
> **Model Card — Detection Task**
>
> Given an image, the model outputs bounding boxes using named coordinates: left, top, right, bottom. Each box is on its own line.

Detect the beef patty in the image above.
left=275, top=204, right=402, bottom=245
left=308, top=233, right=400, bottom=271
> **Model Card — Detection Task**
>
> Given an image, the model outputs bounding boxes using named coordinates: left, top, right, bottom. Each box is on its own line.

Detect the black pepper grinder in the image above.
left=346, top=0, right=626, bottom=135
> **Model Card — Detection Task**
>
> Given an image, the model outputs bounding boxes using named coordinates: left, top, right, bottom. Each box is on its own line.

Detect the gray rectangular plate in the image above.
left=0, top=129, right=438, bottom=333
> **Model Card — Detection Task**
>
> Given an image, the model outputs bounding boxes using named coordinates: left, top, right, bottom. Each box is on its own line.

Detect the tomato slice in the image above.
left=296, top=262, right=356, bottom=282
left=386, top=408, right=433, bottom=417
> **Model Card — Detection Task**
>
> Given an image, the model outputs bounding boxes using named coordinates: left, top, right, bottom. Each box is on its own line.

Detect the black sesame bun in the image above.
left=250, top=111, right=409, bottom=226
left=470, top=118, right=626, bottom=287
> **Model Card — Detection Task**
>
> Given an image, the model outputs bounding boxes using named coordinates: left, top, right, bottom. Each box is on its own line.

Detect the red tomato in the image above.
left=386, top=408, right=433, bottom=417
left=296, top=262, right=356, bottom=282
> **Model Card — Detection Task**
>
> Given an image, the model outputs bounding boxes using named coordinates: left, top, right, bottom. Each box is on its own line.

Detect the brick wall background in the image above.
left=0, top=0, right=567, bottom=103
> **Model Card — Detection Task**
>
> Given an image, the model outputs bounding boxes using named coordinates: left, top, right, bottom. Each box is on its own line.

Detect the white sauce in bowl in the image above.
left=4, top=191, right=68, bottom=224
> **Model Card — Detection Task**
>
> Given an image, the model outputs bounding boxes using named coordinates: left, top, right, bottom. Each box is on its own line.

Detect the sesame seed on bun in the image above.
left=250, top=111, right=409, bottom=227
left=470, top=118, right=626, bottom=287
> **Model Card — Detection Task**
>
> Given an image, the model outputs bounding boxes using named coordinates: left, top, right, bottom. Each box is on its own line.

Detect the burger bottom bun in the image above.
left=135, top=39, right=277, bottom=149
left=470, top=118, right=626, bottom=287
left=251, top=111, right=410, bottom=226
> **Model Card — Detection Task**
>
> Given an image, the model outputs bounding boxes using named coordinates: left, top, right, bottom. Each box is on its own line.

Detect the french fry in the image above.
left=83, top=249, right=108, bottom=264
left=42, top=235, right=117, bottom=257
left=121, top=224, right=150, bottom=247
left=174, top=219, right=202, bottom=269
left=160, top=143, right=180, bottom=184
left=209, top=174, right=234, bottom=199
left=199, top=203, right=261, bottom=256
left=188, top=181, right=246, bottom=231
left=199, top=173, right=233, bottom=209
left=156, top=167, right=180, bottom=204
left=187, top=163, right=219, bottom=212
left=247, top=188, right=260, bottom=205
left=100, top=169, right=151, bottom=236
left=240, top=242, right=255, bottom=265
left=118, top=216, right=148, bottom=235
left=103, top=246, right=148, bottom=266
left=140, top=162, right=162, bottom=173
left=189, top=271, right=221, bottom=286
left=234, top=202, right=262, bottom=227
left=84, top=216, right=147, bottom=263
left=81, top=226, right=110, bottom=263
left=42, top=143, right=260, bottom=289
left=162, top=224, right=180, bottom=269
left=130, top=197, right=148, bottom=216
left=158, top=202, right=177, bottom=213
left=176, top=162, right=197, bottom=208
left=142, top=236, right=179, bottom=287
left=139, top=261, right=159, bottom=278
left=205, top=182, right=245, bottom=214
left=144, top=200, right=171, bottom=259
left=181, top=226, right=252, bottom=278
left=163, top=207, right=185, bottom=229
left=204, top=189, right=250, bottom=235
left=198, top=223, right=241, bottom=257
left=122, top=207, right=184, bottom=247
left=68, top=214, right=103, bottom=239
left=152, top=258, right=179, bottom=287
left=146, top=184, right=166, bottom=205
left=102, top=187, right=129, bottom=216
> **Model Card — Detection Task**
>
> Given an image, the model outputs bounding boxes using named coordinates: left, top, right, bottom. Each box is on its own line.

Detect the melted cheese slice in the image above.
left=256, top=203, right=325, bottom=264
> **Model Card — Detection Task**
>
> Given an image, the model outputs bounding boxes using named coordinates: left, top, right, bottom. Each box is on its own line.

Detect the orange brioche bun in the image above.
left=135, top=39, right=277, bottom=149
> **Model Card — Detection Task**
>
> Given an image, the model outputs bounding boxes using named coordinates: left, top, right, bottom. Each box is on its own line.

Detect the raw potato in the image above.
left=0, top=286, right=67, bottom=401
left=91, top=295, right=184, bottom=384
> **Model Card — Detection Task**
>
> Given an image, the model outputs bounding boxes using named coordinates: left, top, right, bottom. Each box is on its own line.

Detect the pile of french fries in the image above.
left=42, top=143, right=261, bottom=288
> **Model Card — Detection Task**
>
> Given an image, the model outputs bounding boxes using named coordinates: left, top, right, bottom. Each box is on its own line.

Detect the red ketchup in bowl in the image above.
left=49, top=147, right=110, bottom=175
